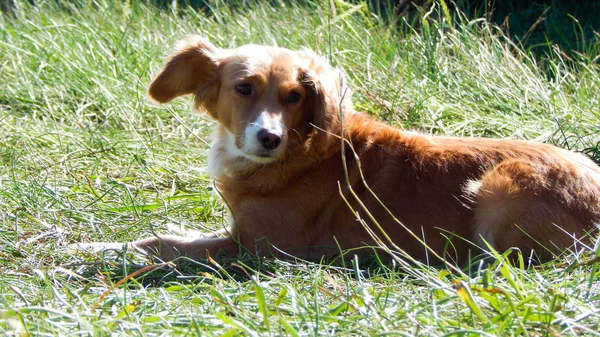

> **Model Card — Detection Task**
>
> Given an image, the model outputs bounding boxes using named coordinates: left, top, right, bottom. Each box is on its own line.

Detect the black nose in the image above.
left=257, top=129, right=282, bottom=150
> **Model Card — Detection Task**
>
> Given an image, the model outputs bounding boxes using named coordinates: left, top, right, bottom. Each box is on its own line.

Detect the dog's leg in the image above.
left=469, top=159, right=586, bottom=262
left=71, top=234, right=240, bottom=262
left=131, top=235, right=240, bottom=261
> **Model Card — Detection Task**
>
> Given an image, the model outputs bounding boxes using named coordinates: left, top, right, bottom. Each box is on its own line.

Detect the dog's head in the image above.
left=148, top=35, right=350, bottom=163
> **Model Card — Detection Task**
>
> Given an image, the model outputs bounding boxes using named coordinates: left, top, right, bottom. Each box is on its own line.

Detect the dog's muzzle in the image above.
left=257, top=128, right=282, bottom=150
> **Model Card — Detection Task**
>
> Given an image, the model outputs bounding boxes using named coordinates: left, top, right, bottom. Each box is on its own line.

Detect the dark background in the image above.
left=3, top=0, right=598, bottom=57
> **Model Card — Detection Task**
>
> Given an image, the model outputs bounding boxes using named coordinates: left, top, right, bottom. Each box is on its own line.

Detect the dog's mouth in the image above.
left=233, top=129, right=287, bottom=164
left=256, top=152, right=274, bottom=158
left=240, top=150, right=280, bottom=164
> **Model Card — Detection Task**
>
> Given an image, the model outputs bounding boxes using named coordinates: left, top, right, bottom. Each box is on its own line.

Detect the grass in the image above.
left=1, top=0, right=599, bottom=335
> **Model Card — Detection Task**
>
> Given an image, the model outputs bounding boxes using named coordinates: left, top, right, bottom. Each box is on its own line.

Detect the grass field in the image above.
left=1, top=0, right=600, bottom=335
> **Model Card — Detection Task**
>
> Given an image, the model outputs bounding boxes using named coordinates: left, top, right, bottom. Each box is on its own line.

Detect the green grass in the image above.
left=1, top=0, right=599, bottom=335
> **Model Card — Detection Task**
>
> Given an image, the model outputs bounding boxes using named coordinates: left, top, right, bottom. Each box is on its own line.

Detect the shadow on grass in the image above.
left=69, top=243, right=563, bottom=288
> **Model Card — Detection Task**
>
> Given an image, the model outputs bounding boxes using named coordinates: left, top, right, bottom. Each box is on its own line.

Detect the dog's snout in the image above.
left=257, top=129, right=282, bottom=150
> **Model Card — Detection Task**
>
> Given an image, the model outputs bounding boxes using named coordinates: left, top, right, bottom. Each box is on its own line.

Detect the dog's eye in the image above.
left=235, top=84, right=253, bottom=96
left=285, top=91, right=301, bottom=104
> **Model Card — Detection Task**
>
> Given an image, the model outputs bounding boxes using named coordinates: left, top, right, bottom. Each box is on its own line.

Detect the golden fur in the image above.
left=111, top=36, right=600, bottom=264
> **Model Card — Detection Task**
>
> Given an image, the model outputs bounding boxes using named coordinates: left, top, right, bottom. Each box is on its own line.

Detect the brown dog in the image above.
left=85, top=36, right=600, bottom=264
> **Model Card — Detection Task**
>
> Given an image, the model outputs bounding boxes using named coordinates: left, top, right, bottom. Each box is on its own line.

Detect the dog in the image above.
left=82, top=36, right=600, bottom=265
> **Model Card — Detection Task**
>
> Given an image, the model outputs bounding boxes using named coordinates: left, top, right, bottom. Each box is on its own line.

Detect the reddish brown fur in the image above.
left=125, top=36, right=600, bottom=264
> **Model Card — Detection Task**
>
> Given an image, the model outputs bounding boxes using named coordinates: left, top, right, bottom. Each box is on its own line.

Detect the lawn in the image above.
left=1, top=0, right=599, bottom=335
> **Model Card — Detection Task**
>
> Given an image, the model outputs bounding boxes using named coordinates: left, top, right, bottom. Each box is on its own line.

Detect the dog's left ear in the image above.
left=148, top=35, right=221, bottom=114
left=298, top=49, right=351, bottom=153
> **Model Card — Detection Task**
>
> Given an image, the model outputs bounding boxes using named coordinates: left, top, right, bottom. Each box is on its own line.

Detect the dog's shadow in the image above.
left=69, top=246, right=506, bottom=288
left=68, top=232, right=594, bottom=289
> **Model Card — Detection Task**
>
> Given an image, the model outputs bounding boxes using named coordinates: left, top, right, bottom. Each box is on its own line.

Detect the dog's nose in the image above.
left=257, top=129, right=282, bottom=150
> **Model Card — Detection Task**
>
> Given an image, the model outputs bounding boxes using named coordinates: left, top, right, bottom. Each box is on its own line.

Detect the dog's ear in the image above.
left=298, top=49, right=351, bottom=153
left=148, top=35, right=221, bottom=111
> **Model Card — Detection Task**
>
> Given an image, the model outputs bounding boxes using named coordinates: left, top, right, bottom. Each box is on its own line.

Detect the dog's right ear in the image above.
left=148, top=35, right=221, bottom=110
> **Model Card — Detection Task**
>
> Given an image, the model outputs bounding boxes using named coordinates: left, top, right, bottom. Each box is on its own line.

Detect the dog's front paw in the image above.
left=70, top=235, right=238, bottom=262
left=68, top=241, right=149, bottom=260
left=69, top=242, right=127, bottom=253
left=68, top=238, right=183, bottom=261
